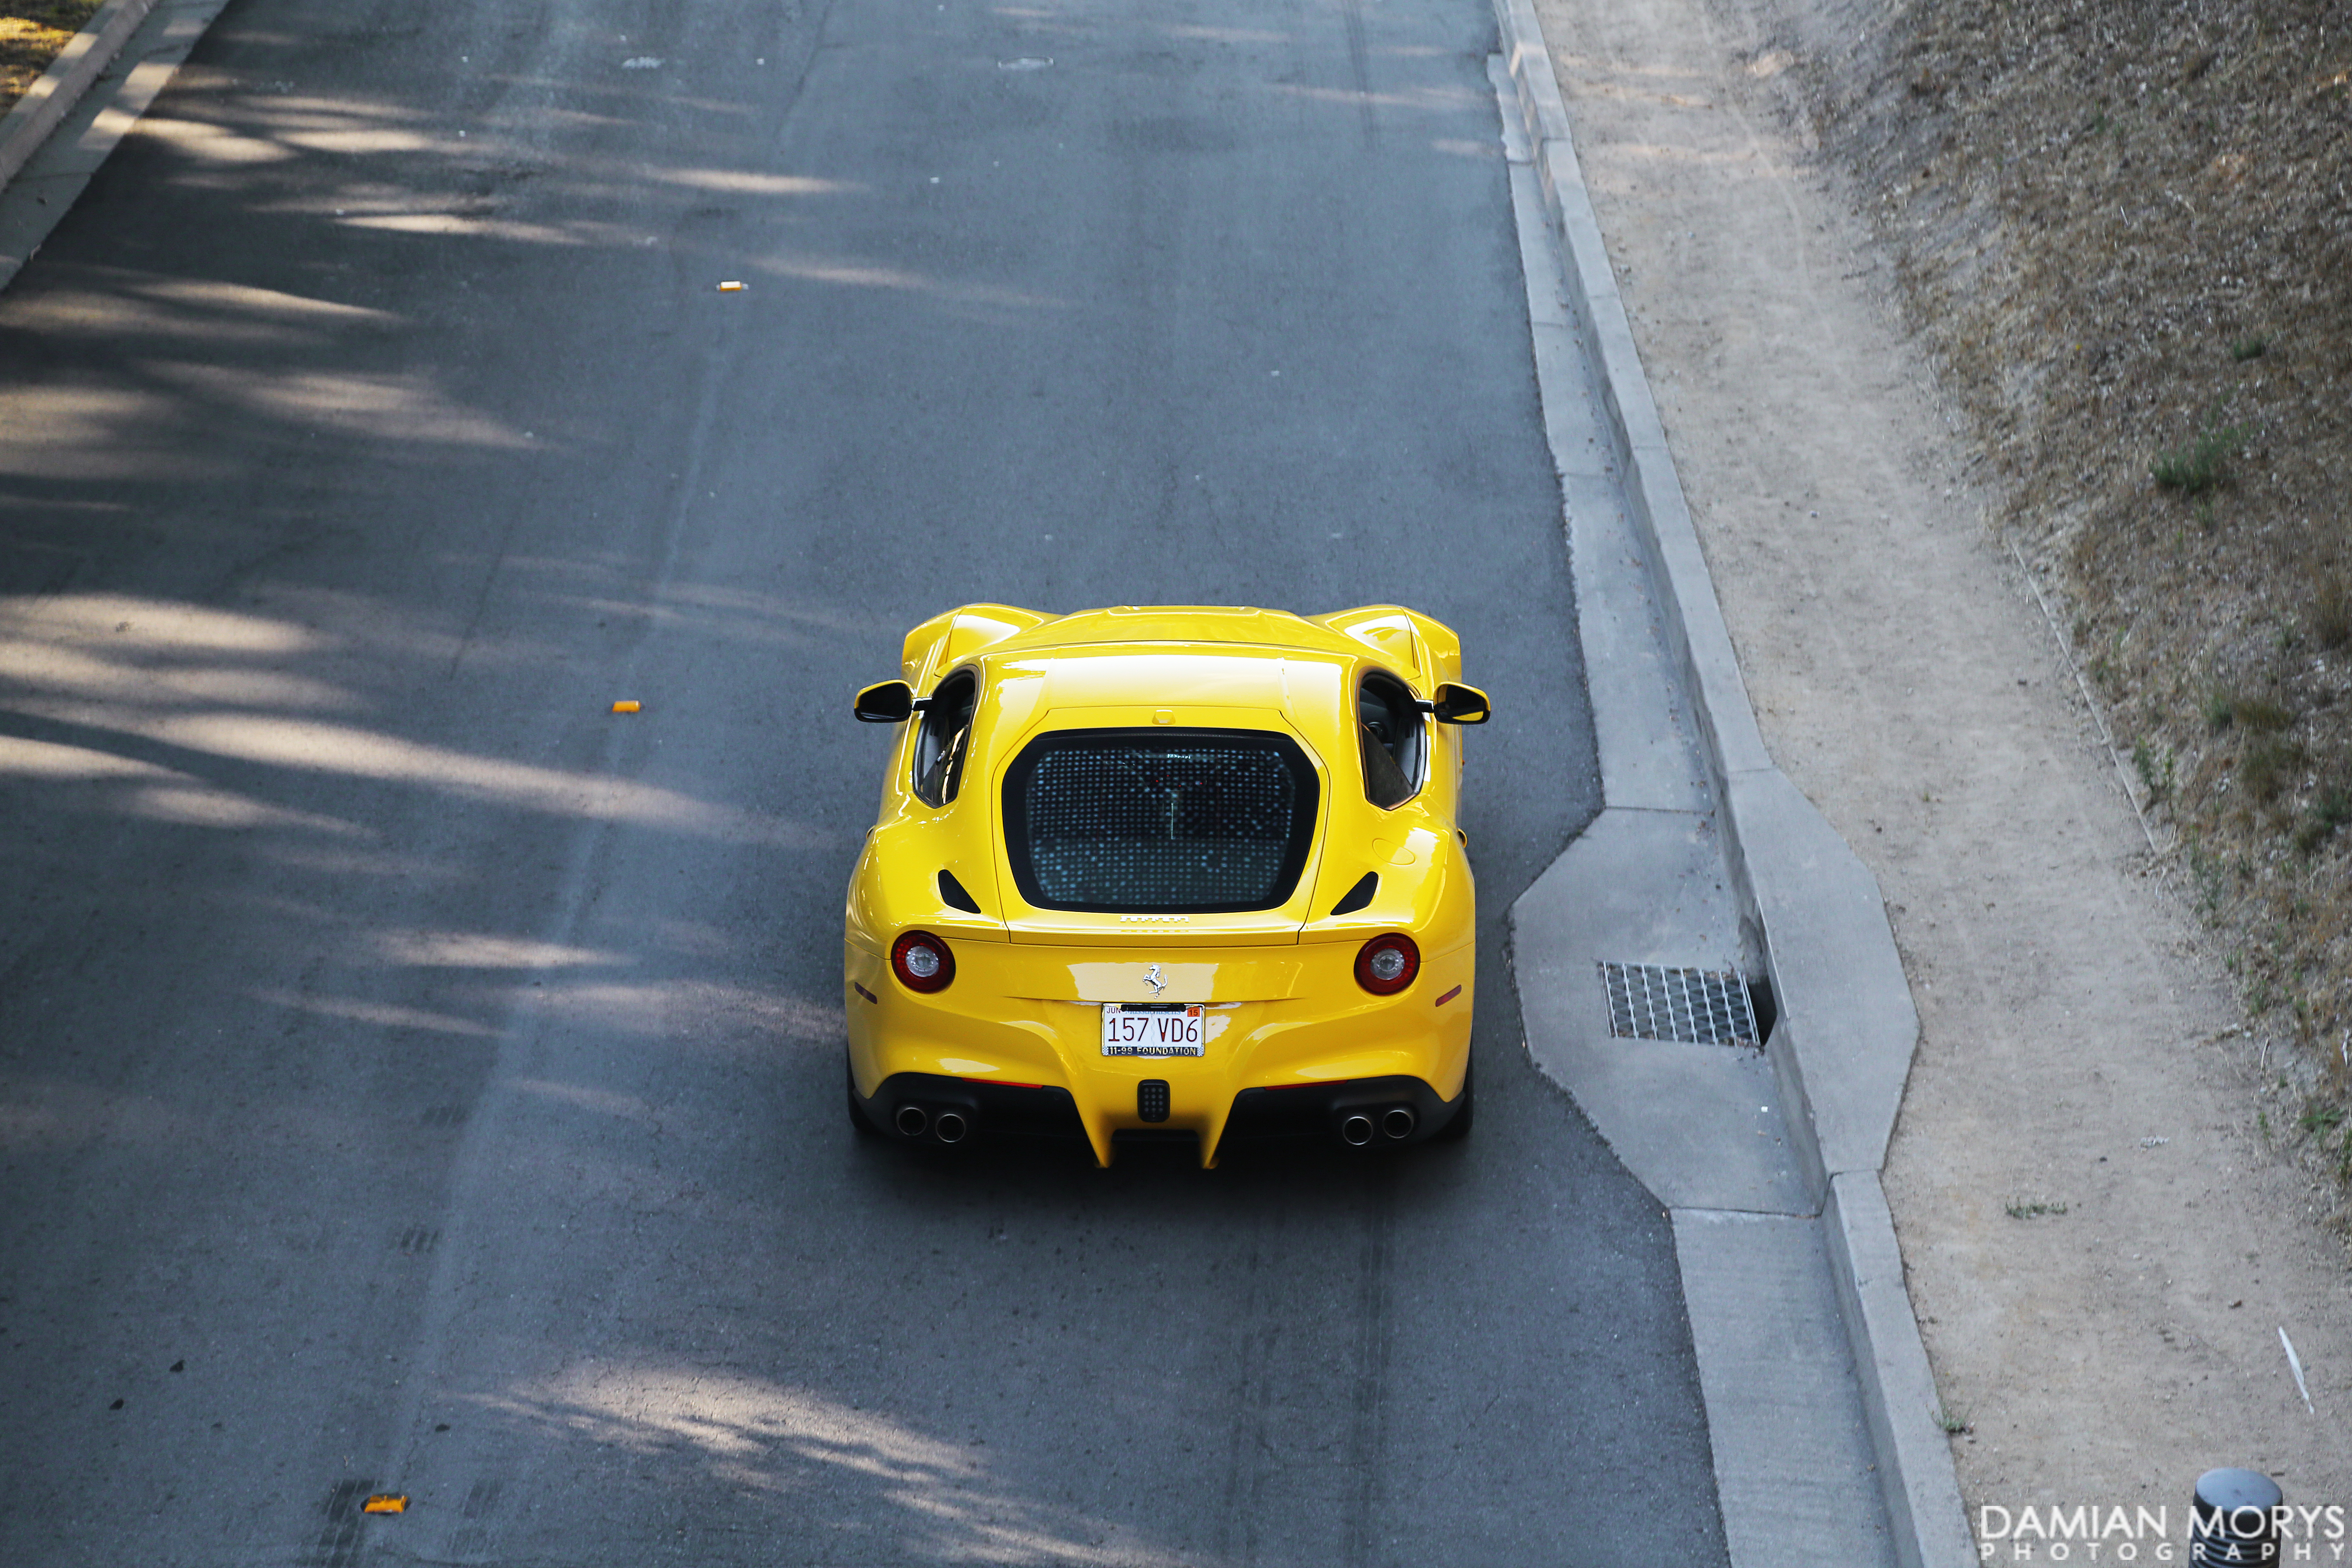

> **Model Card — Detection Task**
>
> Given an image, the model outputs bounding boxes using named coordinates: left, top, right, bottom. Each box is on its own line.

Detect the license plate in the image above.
left=1100, top=1003, right=1205, bottom=1057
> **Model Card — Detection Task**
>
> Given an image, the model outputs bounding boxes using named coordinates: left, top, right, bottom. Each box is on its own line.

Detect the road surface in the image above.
left=0, top=0, right=1729, bottom=1560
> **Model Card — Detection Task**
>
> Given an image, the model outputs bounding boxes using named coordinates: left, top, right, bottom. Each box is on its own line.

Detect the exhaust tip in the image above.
left=933, top=1110, right=969, bottom=1145
left=1382, top=1107, right=1417, bottom=1140
left=1340, top=1113, right=1375, bottom=1147
left=894, top=1104, right=929, bottom=1138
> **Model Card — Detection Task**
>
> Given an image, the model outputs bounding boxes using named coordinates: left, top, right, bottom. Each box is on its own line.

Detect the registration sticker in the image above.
left=1100, top=1003, right=1205, bottom=1057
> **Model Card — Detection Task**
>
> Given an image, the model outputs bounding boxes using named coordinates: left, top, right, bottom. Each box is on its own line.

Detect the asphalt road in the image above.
left=0, top=0, right=1731, bottom=1561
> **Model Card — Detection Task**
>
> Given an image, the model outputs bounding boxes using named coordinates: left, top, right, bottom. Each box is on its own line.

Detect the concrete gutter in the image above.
left=0, top=0, right=160, bottom=191
left=1490, top=0, right=1975, bottom=1564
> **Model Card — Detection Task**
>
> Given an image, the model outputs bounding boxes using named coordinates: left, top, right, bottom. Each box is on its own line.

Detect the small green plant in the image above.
left=2313, top=573, right=2351, bottom=650
left=2152, top=419, right=2246, bottom=495
left=2003, top=1198, right=2069, bottom=1218
left=2205, top=692, right=2237, bottom=731
left=2133, top=739, right=2175, bottom=802
left=1936, top=1404, right=1971, bottom=1435
left=2234, top=696, right=2295, bottom=732
left=2258, top=1108, right=2271, bottom=1137
left=2294, top=789, right=2351, bottom=854
left=2301, top=1102, right=2346, bottom=1136
left=2230, top=333, right=2270, bottom=362
left=2190, top=841, right=2223, bottom=912
left=2241, top=738, right=2303, bottom=803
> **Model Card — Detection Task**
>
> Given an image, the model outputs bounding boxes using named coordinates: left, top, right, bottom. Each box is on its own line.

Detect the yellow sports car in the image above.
left=843, top=604, right=1490, bottom=1167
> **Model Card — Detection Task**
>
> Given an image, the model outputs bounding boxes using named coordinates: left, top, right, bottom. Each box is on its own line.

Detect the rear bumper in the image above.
left=844, top=936, right=1473, bottom=1165
left=853, top=1069, right=1466, bottom=1163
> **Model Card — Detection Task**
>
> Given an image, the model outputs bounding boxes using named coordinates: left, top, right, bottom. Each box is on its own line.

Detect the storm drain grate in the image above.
left=1600, top=962, right=1760, bottom=1047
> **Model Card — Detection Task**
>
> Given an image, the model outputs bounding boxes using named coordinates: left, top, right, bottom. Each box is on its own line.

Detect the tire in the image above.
left=846, top=1060, right=883, bottom=1138
left=1429, top=1056, right=1474, bottom=1142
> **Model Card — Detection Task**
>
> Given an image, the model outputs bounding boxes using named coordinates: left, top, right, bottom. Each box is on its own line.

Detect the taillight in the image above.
left=1354, top=933, right=1419, bottom=995
left=890, top=931, right=955, bottom=993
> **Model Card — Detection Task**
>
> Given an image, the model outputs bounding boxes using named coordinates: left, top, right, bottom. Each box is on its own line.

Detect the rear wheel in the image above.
left=1430, top=1056, right=1474, bottom=1142
left=846, top=1060, right=882, bottom=1138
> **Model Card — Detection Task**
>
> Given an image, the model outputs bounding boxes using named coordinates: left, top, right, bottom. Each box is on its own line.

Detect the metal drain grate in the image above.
left=1600, top=962, right=1760, bottom=1047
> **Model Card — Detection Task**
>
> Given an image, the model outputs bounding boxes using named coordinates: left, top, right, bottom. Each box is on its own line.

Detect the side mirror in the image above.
left=1431, top=683, right=1491, bottom=725
left=853, top=680, right=915, bottom=723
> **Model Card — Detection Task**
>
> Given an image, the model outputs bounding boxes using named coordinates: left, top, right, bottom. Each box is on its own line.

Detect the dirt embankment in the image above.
left=1530, top=0, right=2352, bottom=1512
left=1782, top=0, right=2352, bottom=1204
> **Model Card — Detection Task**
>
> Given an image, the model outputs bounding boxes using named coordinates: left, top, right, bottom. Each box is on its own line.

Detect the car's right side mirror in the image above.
left=853, top=680, right=916, bottom=723
left=1431, top=683, right=1491, bottom=725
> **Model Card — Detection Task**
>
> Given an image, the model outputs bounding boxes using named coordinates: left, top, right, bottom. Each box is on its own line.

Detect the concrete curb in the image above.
left=1828, top=1171, right=1978, bottom=1568
left=1490, top=2, right=1974, bottom=1564
left=0, top=0, right=160, bottom=192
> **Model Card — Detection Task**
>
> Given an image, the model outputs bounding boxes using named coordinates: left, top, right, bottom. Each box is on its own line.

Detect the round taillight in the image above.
left=891, top=931, right=954, bottom=993
left=1354, top=933, right=1419, bottom=996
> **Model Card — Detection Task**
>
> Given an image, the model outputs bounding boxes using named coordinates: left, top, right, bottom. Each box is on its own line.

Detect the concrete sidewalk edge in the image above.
left=1490, top=2, right=1973, bottom=1564
left=0, top=0, right=160, bottom=191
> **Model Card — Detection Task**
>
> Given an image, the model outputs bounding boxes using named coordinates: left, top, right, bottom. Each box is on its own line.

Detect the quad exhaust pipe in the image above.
left=933, top=1110, right=969, bottom=1145
left=895, top=1104, right=929, bottom=1138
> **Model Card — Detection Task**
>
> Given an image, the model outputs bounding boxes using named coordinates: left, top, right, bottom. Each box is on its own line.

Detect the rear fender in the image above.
left=1312, top=606, right=1463, bottom=690
left=902, top=604, right=1050, bottom=687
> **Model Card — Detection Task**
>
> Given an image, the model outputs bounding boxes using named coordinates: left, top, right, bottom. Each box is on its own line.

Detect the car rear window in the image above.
left=1002, top=728, right=1320, bottom=913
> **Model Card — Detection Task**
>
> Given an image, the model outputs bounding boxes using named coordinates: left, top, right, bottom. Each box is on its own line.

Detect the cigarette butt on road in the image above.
left=612, top=700, right=641, bottom=713
left=718, top=280, right=746, bottom=292
left=362, top=1495, right=408, bottom=1515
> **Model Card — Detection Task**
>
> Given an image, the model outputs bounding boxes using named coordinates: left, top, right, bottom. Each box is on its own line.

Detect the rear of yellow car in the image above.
left=842, top=607, right=1483, bottom=1167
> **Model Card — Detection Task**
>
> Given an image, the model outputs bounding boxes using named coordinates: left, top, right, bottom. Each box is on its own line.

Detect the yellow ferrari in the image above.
left=842, top=604, right=1490, bottom=1167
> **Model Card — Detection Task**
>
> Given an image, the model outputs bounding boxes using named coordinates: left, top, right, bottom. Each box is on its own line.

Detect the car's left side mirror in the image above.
left=854, top=680, right=915, bottom=723
left=1431, top=683, right=1491, bottom=725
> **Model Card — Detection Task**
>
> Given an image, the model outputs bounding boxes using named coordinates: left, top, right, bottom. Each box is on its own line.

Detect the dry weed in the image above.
left=0, top=1, right=100, bottom=112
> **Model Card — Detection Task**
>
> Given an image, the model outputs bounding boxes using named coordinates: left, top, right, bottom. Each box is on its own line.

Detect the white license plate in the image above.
left=1100, top=1003, right=1205, bottom=1057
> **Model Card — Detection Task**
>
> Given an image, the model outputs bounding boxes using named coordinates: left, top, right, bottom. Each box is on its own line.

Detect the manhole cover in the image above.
left=1599, top=962, right=1761, bottom=1047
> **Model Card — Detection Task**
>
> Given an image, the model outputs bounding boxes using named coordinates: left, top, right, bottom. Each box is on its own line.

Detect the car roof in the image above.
left=948, top=620, right=1372, bottom=775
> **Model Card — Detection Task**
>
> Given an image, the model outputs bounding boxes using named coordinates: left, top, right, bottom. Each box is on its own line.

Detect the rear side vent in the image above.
left=1329, top=872, right=1378, bottom=916
left=938, top=870, right=982, bottom=914
left=1137, top=1080, right=1170, bottom=1123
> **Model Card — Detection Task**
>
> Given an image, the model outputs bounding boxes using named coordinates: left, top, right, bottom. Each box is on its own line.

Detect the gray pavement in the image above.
left=0, top=0, right=1732, bottom=1562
